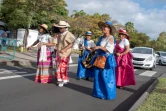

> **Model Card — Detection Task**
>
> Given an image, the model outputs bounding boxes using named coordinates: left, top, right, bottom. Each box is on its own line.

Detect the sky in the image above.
left=65, top=0, right=166, bottom=40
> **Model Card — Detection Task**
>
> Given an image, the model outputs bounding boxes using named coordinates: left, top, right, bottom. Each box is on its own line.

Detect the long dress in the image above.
left=76, top=39, right=95, bottom=79
left=115, top=39, right=136, bottom=87
left=35, top=34, right=53, bottom=83
left=93, top=36, right=116, bottom=100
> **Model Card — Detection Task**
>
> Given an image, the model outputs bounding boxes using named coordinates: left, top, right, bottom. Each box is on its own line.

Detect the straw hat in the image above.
left=39, top=24, right=49, bottom=32
left=98, top=21, right=116, bottom=35
left=54, top=21, right=70, bottom=28
left=66, top=22, right=70, bottom=27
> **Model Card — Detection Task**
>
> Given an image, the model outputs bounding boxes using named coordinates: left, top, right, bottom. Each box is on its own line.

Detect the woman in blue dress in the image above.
left=76, top=31, right=95, bottom=80
left=92, top=21, right=116, bottom=100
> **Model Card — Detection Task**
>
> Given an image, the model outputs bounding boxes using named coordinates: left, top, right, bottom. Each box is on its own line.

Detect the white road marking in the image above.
left=0, top=69, right=27, bottom=74
left=0, top=73, right=36, bottom=80
left=134, top=69, right=138, bottom=71
left=8, top=70, right=17, bottom=72
left=0, top=70, right=13, bottom=74
left=139, top=71, right=156, bottom=77
left=16, top=72, right=27, bottom=74
left=69, top=64, right=78, bottom=67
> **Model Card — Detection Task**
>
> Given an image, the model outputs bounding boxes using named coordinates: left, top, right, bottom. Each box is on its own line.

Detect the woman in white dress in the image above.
left=28, top=24, right=53, bottom=83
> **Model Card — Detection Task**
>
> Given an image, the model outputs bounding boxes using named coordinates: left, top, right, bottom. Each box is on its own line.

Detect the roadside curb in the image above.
left=129, top=78, right=158, bottom=111
left=0, top=60, right=36, bottom=67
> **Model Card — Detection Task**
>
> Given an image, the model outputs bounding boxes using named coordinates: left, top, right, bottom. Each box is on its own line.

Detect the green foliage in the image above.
left=125, top=22, right=135, bottom=33
left=0, top=0, right=68, bottom=29
left=69, top=11, right=112, bottom=39
left=0, top=0, right=166, bottom=51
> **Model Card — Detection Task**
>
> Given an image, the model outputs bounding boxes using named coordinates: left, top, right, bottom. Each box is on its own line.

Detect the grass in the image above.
left=137, top=78, right=166, bottom=111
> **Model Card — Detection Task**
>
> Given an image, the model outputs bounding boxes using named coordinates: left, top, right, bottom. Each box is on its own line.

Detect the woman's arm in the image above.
left=79, top=44, right=83, bottom=50
left=42, top=37, right=54, bottom=47
left=95, top=37, right=114, bottom=52
left=117, top=39, right=130, bottom=56
left=30, top=39, right=39, bottom=47
left=120, top=45, right=130, bottom=55
left=27, top=39, right=39, bottom=50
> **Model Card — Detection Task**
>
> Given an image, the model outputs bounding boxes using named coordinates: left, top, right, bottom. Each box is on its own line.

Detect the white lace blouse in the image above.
left=100, top=36, right=114, bottom=53
left=118, top=38, right=129, bottom=48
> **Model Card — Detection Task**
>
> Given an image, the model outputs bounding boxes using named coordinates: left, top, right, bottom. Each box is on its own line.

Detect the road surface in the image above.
left=0, top=65, right=165, bottom=111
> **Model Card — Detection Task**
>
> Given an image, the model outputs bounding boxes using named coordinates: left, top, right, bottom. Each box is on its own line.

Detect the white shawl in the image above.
left=39, top=35, right=48, bottom=62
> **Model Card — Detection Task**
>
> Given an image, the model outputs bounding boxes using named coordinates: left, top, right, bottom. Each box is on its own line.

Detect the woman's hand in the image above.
left=116, top=53, right=123, bottom=56
left=27, top=46, right=32, bottom=51
left=38, top=42, right=47, bottom=47
left=85, top=47, right=92, bottom=52
left=93, top=46, right=100, bottom=50
left=37, top=43, right=42, bottom=48
left=42, top=42, right=47, bottom=46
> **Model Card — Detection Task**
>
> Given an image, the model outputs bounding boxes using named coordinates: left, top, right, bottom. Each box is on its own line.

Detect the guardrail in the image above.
left=0, top=37, right=17, bottom=60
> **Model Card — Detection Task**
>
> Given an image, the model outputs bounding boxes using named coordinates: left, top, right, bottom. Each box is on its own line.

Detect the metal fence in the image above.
left=0, top=37, right=17, bottom=60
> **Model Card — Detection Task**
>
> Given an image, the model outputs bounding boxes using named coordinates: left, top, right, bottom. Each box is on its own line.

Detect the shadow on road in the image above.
left=0, top=63, right=159, bottom=111
left=65, top=82, right=92, bottom=96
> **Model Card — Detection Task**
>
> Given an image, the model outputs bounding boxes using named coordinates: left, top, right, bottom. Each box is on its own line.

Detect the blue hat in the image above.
left=98, top=21, right=116, bottom=35
left=85, top=31, right=92, bottom=36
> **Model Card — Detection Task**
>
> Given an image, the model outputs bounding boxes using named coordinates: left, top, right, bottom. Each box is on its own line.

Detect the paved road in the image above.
left=0, top=65, right=165, bottom=111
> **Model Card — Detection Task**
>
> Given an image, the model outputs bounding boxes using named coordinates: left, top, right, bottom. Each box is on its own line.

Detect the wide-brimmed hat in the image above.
left=118, top=28, right=130, bottom=40
left=85, top=31, right=92, bottom=36
left=39, top=24, right=49, bottom=33
left=54, top=21, right=70, bottom=28
left=66, top=22, right=70, bottom=27
left=98, top=21, right=116, bottom=35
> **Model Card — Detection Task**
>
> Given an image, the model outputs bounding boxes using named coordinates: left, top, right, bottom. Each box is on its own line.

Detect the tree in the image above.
left=69, top=11, right=113, bottom=42
left=71, top=10, right=87, bottom=18
left=157, top=32, right=166, bottom=43
left=0, top=0, right=68, bottom=29
left=125, top=22, right=135, bottom=33
left=0, top=0, right=68, bottom=47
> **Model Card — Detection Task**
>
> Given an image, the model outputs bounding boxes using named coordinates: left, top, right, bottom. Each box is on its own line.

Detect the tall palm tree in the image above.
left=125, top=22, right=135, bottom=33
left=71, top=10, right=86, bottom=18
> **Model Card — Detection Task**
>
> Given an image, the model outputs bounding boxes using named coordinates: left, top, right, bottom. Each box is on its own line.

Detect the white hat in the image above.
left=54, top=21, right=70, bottom=28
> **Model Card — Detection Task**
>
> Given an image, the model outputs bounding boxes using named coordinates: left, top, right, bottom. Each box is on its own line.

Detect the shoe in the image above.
left=117, top=86, right=124, bottom=89
left=85, top=77, right=89, bottom=81
left=58, top=82, right=64, bottom=87
left=57, top=78, right=62, bottom=82
left=63, top=80, right=69, bottom=84
left=116, top=86, right=120, bottom=89
left=76, top=78, right=81, bottom=80
left=120, top=87, right=124, bottom=89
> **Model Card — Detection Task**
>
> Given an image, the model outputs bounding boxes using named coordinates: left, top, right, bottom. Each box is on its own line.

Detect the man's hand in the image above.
left=60, top=49, right=65, bottom=53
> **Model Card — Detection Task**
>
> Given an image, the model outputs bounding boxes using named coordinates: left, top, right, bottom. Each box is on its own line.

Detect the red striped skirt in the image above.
left=35, top=48, right=53, bottom=83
